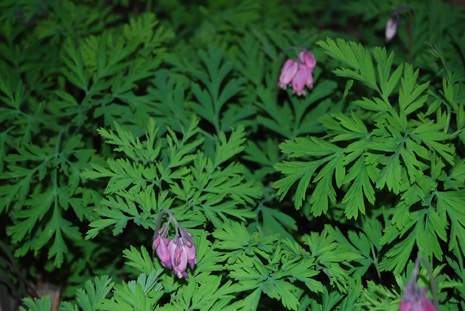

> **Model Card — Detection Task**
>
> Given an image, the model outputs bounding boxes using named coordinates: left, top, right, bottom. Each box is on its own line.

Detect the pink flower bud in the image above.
left=279, top=59, right=299, bottom=89
left=305, top=70, right=314, bottom=89
left=385, top=15, right=399, bottom=42
left=400, top=262, right=437, bottom=311
left=298, top=50, right=316, bottom=69
left=186, top=243, right=196, bottom=269
left=292, top=64, right=312, bottom=96
left=155, top=237, right=171, bottom=268
left=169, top=238, right=188, bottom=279
left=180, top=229, right=196, bottom=269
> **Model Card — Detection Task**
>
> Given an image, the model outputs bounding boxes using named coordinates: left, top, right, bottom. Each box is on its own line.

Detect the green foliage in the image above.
left=20, top=296, right=51, bottom=311
left=274, top=34, right=465, bottom=307
left=83, top=118, right=262, bottom=236
left=1, top=0, right=464, bottom=310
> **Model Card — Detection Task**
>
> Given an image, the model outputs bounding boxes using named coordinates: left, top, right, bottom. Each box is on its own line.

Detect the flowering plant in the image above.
left=279, top=50, right=317, bottom=95
left=0, top=1, right=464, bottom=310
left=152, top=210, right=196, bottom=278
left=399, top=258, right=436, bottom=311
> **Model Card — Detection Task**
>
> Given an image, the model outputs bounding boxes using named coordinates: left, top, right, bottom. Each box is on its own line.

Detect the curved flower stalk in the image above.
left=278, top=49, right=316, bottom=96
left=400, top=258, right=437, bottom=311
left=152, top=210, right=196, bottom=278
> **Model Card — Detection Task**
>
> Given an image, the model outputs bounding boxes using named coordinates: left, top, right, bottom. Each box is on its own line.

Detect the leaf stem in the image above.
left=371, top=244, right=381, bottom=280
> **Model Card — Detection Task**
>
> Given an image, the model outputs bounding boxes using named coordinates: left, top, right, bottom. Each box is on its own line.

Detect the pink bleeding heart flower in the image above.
left=298, top=50, right=316, bottom=70
left=386, top=15, right=399, bottom=42
left=292, top=64, right=313, bottom=96
left=152, top=210, right=197, bottom=278
left=155, top=237, right=172, bottom=269
left=180, top=229, right=196, bottom=269
left=279, top=49, right=316, bottom=96
left=279, top=59, right=299, bottom=89
left=305, top=66, right=314, bottom=89
left=399, top=260, right=437, bottom=311
left=169, top=238, right=188, bottom=279
left=186, top=242, right=196, bottom=269
left=153, top=226, right=172, bottom=268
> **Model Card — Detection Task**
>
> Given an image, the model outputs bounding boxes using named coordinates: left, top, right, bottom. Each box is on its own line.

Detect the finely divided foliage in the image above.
left=275, top=39, right=462, bottom=274
left=0, top=0, right=464, bottom=310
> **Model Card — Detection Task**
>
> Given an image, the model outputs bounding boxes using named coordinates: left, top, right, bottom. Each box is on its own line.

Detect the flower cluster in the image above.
left=152, top=210, right=196, bottom=279
left=400, top=259, right=437, bottom=311
left=278, top=49, right=316, bottom=96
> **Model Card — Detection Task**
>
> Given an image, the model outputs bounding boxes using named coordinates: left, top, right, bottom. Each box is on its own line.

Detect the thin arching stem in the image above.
left=154, top=209, right=181, bottom=238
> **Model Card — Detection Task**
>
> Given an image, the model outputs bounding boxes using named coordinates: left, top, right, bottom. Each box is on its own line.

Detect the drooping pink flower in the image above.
left=180, top=229, right=196, bottom=269
left=169, top=238, right=188, bottom=279
left=279, top=49, right=316, bottom=96
left=279, top=59, right=299, bottom=89
left=292, top=64, right=313, bottom=96
left=385, top=15, right=399, bottom=42
left=298, top=50, right=316, bottom=69
left=399, top=260, right=437, bottom=311
left=152, top=210, right=197, bottom=278
left=155, top=236, right=172, bottom=268
left=153, top=226, right=172, bottom=268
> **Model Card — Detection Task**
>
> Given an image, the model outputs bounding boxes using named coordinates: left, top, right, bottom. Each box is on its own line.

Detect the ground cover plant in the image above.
left=1, top=0, right=465, bottom=310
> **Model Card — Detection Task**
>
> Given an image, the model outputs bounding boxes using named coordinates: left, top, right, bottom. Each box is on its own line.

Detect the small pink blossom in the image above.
left=278, top=49, right=316, bottom=96
left=385, top=15, right=399, bottom=42
left=186, top=244, right=196, bottom=269
left=298, top=50, right=316, bottom=69
left=152, top=210, right=197, bottom=279
left=156, top=237, right=171, bottom=268
left=279, top=59, right=299, bottom=88
left=181, top=229, right=196, bottom=269
left=153, top=231, right=171, bottom=268
left=292, top=64, right=312, bottom=96
left=169, top=238, right=188, bottom=279
left=400, top=259, right=437, bottom=311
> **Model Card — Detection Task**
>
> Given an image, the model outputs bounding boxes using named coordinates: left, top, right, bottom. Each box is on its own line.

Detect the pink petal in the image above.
left=305, top=72, right=314, bottom=89
left=186, top=244, right=196, bottom=269
left=385, top=18, right=398, bottom=42
left=156, top=238, right=171, bottom=268
left=292, top=64, right=311, bottom=96
left=168, top=239, right=177, bottom=265
left=279, top=59, right=298, bottom=88
left=171, top=239, right=188, bottom=278
left=298, top=50, right=316, bottom=69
